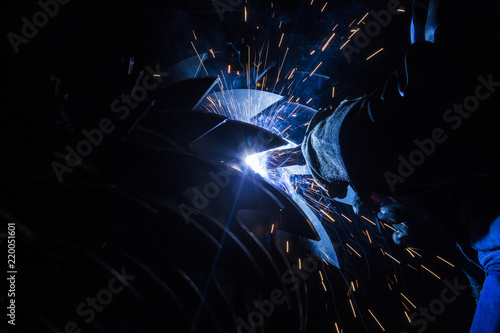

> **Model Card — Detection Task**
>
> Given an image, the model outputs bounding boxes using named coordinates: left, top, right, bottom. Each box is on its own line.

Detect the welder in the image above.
left=302, top=0, right=500, bottom=331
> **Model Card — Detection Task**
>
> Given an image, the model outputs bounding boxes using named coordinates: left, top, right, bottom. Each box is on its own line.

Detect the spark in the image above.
left=368, top=309, right=385, bottom=331
left=361, top=215, right=376, bottom=225
left=228, top=64, right=231, bottom=73
left=408, top=247, right=422, bottom=257
left=400, top=293, right=416, bottom=308
left=192, top=29, right=197, bottom=40
left=190, top=41, right=209, bottom=75
left=309, top=61, right=323, bottom=76
left=407, top=264, right=418, bottom=271
left=332, top=86, right=335, bottom=98
left=348, top=18, right=357, bottom=27
left=384, top=251, right=401, bottom=264
left=279, top=124, right=292, bottom=136
left=366, top=48, right=384, bottom=60
left=278, top=32, right=285, bottom=47
left=321, top=210, right=335, bottom=223
left=321, top=2, right=328, bottom=12
left=244, top=7, right=247, bottom=22
left=341, top=214, right=352, bottom=222
left=319, top=270, right=324, bottom=281
left=349, top=299, right=356, bottom=317
left=397, top=8, right=405, bottom=12
left=358, top=12, right=369, bottom=24
left=436, top=256, right=455, bottom=267
left=335, top=322, right=340, bottom=333
left=405, top=311, right=411, bottom=323
left=339, top=39, right=350, bottom=50
left=349, top=28, right=360, bottom=39
left=405, top=247, right=415, bottom=258
left=321, top=280, right=328, bottom=291
left=209, top=49, right=215, bottom=58
left=273, top=47, right=289, bottom=88
left=299, top=258, right=302, bottom=269
left=382, top=223, right=396, bottom=231
left=346, top=243, right=362, bottom=257
left=270, top=224, right=275, bottom=233
left=364, top=229, right=372, bottom=243
left=321, top=32, right=336, bottom=51
left=286, top=240, right=289, bottom=253
left=421, top=265, right=441, bottom=279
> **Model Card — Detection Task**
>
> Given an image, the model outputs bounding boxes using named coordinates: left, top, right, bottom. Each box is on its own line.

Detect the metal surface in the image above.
left=151, top=77, right=220, bottom=111
left=199, top=89, right=284, bottom=122
left=189, top=119, right=288, bottom=165
left=163, top=53, right=208, bottom=87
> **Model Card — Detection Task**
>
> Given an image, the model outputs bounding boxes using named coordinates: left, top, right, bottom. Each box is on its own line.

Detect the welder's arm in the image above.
left=302, top=41, right=454, bottom=200
left=302, top=0, right=500, bottom=201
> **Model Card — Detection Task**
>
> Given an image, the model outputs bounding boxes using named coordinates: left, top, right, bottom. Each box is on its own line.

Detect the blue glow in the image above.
left=245, top=152, right=268, bottom=177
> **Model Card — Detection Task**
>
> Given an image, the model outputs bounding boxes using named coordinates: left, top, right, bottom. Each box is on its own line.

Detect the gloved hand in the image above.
left=377, top=203, right=413, bottom=225
left=376, top=203, right=411, bottom=245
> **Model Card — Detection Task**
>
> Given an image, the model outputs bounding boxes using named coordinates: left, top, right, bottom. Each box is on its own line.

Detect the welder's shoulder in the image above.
left=304, top=41, right=500, bottom=198
left=338, top=42, right=500, bottom=197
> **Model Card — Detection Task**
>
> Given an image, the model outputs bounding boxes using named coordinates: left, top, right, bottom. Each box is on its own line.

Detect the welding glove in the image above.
left=302, top=97, right=362, bottom=199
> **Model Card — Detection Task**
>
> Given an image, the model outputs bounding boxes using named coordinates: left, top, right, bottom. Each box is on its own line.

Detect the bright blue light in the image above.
left=245, top=152, right=268, bottom=177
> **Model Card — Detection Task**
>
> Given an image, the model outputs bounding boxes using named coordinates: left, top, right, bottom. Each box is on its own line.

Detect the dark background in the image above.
left=0, top=1, right=477, bottom=332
